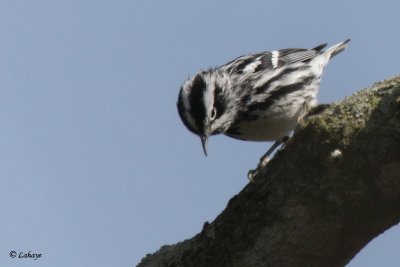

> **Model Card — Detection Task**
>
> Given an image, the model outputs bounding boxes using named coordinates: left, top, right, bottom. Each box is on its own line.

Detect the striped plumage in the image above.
left=177, top=40, right=350, bottom=156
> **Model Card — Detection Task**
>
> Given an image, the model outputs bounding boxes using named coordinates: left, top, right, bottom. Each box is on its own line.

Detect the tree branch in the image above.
left=138, top=76, right=400, bottom=267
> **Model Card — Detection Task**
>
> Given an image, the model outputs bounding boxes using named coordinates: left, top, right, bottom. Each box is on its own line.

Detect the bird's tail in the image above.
left=325, top=39, right=351, bottom=59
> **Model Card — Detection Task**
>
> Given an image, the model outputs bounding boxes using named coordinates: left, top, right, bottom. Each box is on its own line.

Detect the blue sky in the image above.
left=0, top=1, right=399, bottom=266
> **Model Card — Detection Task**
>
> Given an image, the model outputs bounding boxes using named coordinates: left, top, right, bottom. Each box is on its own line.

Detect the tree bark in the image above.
left=138, top=76, right=400, bottom=267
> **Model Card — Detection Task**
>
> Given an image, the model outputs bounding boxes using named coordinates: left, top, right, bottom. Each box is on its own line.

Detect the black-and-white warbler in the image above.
left=177, top=39, right=350, bottom=180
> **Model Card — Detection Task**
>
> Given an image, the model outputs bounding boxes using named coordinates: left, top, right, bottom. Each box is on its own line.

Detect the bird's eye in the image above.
left=211, top=107, right=217, bottom=120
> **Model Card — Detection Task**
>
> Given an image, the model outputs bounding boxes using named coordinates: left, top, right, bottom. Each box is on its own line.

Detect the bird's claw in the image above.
left=247, top=156, right=270, bottom=182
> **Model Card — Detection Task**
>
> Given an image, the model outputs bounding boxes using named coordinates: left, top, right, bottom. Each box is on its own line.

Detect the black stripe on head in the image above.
left=177, top=87, right=198, bottom=134
left=213, top=85, right=226, bottom=119
left=188, top=74, right=207, bottom=134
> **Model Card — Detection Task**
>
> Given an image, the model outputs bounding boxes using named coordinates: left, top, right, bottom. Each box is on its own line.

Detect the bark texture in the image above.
left=138, top=77, right=400, bottom=267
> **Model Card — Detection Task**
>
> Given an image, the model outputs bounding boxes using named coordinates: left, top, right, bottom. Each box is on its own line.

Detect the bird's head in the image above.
left=177, top=70, right=232, bottom=156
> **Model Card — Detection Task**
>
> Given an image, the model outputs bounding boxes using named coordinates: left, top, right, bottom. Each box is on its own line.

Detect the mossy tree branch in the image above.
left=138, top=77, right=400, bottom=267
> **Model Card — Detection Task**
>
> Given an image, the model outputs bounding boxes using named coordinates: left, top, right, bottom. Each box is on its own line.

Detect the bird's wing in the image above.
left=278, top=43, right=327, bottom=65
left=222, top=44, right=327, bottom=75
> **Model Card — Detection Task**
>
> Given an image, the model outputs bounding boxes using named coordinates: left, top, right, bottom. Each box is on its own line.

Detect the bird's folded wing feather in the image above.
left=223, top=43, right=327, bottom=75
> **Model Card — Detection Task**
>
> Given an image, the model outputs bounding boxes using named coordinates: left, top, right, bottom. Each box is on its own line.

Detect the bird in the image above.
left=177, top=39, right=350, bottom=180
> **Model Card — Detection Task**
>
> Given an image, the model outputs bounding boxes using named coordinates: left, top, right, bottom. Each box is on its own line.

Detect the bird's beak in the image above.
left=201, top=134, right=208, bottom=156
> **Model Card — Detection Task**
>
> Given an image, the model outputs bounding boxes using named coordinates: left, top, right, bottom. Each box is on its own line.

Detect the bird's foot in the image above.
left=247, top=156, right=271, bottom=182
left=247, top=137, right=289, bottom=182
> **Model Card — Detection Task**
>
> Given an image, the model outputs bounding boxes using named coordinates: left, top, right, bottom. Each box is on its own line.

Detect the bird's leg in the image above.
left=257, top=140, right=283, bottom=167
left=247, top=102, right=318, bottom=182
left=247, top=136, right=289, bottom=182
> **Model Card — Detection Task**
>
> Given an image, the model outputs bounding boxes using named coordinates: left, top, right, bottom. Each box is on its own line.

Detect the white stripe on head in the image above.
left=202, top=72, right=215, bottom=118
left=180, top=79, right=192, bottom=110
